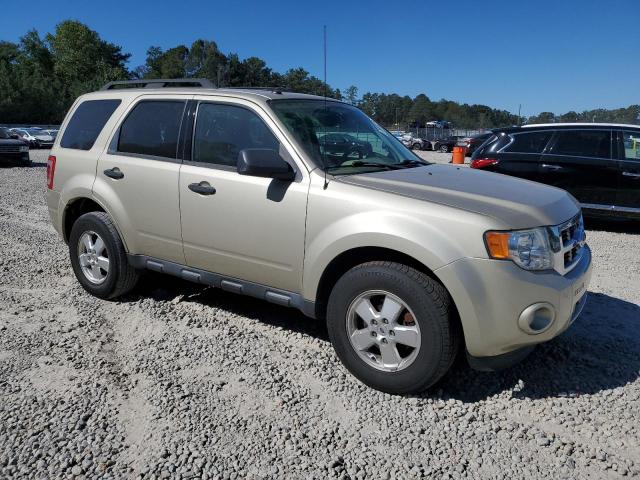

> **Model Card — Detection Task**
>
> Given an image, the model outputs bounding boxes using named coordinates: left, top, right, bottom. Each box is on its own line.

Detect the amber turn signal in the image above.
left=485, top=231, right=510, bottom=259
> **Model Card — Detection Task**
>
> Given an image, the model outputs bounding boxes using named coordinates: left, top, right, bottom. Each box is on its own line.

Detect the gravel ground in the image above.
left=1, top=149, right=639, bottom=479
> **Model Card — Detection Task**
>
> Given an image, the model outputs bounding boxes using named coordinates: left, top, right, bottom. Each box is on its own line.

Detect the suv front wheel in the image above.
left=327, top=261, right=459, bottom=394
left=69, top=212, right=139, bottom=299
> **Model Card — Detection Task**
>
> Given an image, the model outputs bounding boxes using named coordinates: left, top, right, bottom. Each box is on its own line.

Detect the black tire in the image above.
left=439, top=144, right=449, bottom=153
left=326, top=261, right=459, bottom=394
left=69, top=211, right=139, bottom=299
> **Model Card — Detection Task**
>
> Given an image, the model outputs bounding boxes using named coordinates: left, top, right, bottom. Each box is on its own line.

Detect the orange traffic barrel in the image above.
left=452, top=146, right=466, bottom=164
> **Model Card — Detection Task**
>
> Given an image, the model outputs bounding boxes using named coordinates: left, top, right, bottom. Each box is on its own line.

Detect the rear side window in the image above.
left=118, top=101, right=185, bottom=158
left=552, top=130, right=611, bottom=158
left=60, top=99, right=121, bottom=150
left=192, top=103, right=279, bottom=167
left=506, top=131, right=552, bottom=153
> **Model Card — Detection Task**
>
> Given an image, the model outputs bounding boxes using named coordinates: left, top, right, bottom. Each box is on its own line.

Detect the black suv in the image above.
left=0, top=127, right=30, bottom=166
left=470, top=123, right=640, bottom=219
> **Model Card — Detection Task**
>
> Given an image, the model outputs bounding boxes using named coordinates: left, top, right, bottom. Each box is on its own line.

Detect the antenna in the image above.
left=323, top=25, right=327, bottom=100
left=322, top=25, right=329, bottom=190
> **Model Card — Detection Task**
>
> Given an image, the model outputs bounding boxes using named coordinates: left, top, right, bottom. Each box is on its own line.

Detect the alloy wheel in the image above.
left=346, top=290, right=421, bottom=372
left=77, top=231, right=109, bottom=284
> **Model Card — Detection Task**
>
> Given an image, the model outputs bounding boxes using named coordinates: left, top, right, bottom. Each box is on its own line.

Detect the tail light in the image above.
left=471, top=158, right=499, bottom=169
left=46, top=155, right=56, bottom=189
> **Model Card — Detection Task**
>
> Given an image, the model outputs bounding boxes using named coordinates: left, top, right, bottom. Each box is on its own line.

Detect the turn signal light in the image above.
left=471, top=158, right=499, bottom=169
left=484, top=231, right=510, bottom=259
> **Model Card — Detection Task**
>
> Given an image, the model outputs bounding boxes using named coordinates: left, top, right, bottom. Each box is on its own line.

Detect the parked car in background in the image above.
left=44, top=129, right=60, bottom=140
left=426, top=120, right=453, bottom=129
left=470, top=123, right=640, bottom=219
left=401, top=133, right=430, bottom=150
left=319, top=133, right=373, bottom=160
left=432, top=136, right=460, bottom=153
left=10, top=128, right=55, bottom=148
left=0, top=127, right=30, bottom=166
left=461, top=132, right=493, bottom=156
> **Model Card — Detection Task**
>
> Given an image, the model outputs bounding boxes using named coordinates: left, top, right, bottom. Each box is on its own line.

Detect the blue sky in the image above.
left=1, top=0, right=638, bottom=116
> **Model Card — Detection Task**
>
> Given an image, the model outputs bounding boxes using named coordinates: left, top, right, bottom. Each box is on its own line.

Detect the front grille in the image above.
left=0, top=145, right=21, bottom=153
left=555, top=214, right=585, bottom=273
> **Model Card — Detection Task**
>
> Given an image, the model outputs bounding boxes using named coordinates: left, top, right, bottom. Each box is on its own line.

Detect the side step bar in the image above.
left=127, top=254, right=316, bottom=318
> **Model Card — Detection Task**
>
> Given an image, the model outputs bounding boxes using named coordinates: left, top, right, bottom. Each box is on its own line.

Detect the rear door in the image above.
left=617, top=129, right=640, bottom=210
left=540, top=129, right=618, bottom=206
left=93, top=96, right=188, bottom=264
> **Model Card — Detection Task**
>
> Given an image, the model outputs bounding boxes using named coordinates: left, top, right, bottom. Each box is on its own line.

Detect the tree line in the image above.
left=1, top=20, right=638, bottom=128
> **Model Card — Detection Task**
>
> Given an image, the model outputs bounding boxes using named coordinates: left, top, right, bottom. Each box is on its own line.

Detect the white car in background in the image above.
left=10, top=128, right=55, bottom=149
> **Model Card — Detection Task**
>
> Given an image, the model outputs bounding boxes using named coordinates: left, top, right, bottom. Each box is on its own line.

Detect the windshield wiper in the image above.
left=397, top=159, right=429, bottom=167
left=335, top=161, right=403, bottom=171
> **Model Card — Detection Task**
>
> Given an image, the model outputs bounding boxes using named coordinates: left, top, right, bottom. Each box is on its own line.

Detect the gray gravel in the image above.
left=1, top=149, right=639, bottom=479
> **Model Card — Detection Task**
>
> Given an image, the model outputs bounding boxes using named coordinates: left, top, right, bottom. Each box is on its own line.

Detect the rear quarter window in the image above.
left=60, top=99, right=121, bottom=150
left=505, top=131, right=552, bottom=153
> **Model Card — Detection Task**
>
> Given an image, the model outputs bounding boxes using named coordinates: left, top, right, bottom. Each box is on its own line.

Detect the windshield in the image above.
left=0, top=128, right=9, bottom=139
left=26, top=128, right=43, bottom=135
left=269, top=99, right=427, bottom=175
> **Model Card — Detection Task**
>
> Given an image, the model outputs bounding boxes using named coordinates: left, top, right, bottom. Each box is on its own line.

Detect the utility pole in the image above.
left=518, top=104, right=522, bottom=125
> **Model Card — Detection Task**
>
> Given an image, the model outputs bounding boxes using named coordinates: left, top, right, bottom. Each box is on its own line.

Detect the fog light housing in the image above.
left=518, top=302, right=556, bottom=334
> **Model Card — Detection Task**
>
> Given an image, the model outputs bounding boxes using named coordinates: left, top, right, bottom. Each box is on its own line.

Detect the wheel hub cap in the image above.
left=77, top=231, right=109, bottom=285
left=346, top=290, right=421, bottom=372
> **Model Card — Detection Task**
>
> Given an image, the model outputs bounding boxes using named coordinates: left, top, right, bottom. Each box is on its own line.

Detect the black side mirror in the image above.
left=237, top=149, right=295, bottom=181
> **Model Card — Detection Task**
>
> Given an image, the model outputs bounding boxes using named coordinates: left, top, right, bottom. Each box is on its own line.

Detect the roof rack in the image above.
left=100, top=78, right=215, bottom=91
left=218, top=86, right=287, bottom=94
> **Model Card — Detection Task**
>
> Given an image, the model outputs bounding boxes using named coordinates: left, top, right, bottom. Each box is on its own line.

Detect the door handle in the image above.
left=188, top=181, right=216, bottom=195
left=103, top=167, right=124, bottom=179
left=541, top=164, right=563, bottom=170
left=622, top=171, right=640, bottom=178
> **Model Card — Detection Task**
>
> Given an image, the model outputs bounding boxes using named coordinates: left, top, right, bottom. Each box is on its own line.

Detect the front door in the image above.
left=178, top=99, right=309, bottom=292
left=617, top=130, right=640, bottom=210
left=94, top=97, right=187, bottom=263
left=540, top=129, right=618, bottom=207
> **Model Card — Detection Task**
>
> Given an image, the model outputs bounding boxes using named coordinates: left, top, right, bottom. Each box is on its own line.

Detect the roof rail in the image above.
left=218, top=86, right=287, bottom=94
left=100, top=78, right=215, bottom=91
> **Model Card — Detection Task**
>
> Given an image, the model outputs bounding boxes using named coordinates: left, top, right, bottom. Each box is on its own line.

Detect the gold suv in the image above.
left=47, top=79, right=592, bottom=394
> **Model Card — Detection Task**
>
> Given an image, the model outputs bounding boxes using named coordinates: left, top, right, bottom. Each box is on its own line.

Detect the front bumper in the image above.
left=0, top=152, right=30, bottom=164
left=435, top=245, right=592, bottom=360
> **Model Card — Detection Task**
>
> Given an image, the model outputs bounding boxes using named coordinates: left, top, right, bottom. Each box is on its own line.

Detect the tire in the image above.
left=326, top=261, right=459, bottom=394
left=69, top=211, right=139, bottom=299
left=439, top=144, right=449, bottom=153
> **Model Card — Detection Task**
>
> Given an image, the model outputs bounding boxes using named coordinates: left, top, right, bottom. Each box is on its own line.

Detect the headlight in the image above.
left=485, top=227, right=553, bottom=270
left=19, top=146, right=29, bottom=152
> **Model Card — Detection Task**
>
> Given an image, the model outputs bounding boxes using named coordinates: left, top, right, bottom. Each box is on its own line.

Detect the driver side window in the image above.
left=193, top=103, right=279, bottom=167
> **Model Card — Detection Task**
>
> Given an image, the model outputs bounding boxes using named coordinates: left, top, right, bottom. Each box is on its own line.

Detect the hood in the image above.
left=0, top=138, right=26, bottom=146
left=34, top=134, right=54, bottom=141
left=336, top=164, right=579, bottom=229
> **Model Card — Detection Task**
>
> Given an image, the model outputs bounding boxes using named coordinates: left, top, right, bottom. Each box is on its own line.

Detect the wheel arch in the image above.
left=62, top=196, right=129, bottom=252
left=312, top=246, right=462, bottom=329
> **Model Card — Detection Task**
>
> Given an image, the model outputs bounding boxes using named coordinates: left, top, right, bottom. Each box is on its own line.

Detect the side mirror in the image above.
left=237, top=149, right=295, bottom=181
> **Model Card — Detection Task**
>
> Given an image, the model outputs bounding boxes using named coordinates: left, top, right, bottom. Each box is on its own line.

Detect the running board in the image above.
left=127, top=254, right=316, bottom=318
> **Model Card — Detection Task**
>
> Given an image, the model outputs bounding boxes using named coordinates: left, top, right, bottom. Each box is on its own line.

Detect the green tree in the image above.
left=344, top=85, right=358, bottom=105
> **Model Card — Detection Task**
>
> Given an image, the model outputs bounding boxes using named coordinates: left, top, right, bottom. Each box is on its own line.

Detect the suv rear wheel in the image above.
left=69, top=212, right=139, bottom=299
left=326, top=261, right=459, bottom=394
